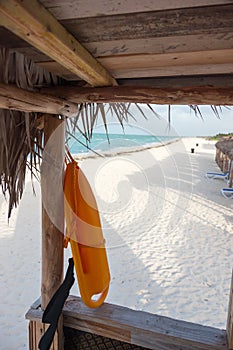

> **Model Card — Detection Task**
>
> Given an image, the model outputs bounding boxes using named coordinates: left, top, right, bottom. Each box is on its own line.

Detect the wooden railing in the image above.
left=26, top=295, right=229, bottom=350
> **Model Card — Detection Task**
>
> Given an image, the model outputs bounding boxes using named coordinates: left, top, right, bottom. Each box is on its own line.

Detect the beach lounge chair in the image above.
left=221, top=188, right=233, bottom=199
left=205, top=171, right=229, bottom=180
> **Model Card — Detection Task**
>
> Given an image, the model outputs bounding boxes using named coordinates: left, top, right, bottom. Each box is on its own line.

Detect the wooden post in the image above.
left=223, top=154, right=226, bottom=172
left=215, top=148, right=220, bottom=167
left=28, top=115, right=65, bottom=350
left=227, top=270, right=233, bottom=349
left=220, top=152, right=224, bottom=172
left=229, top=160, right=233, bottom=188
left=41, top=114, right=64, bottom=307
left=223, top=155, right=228, bottom=173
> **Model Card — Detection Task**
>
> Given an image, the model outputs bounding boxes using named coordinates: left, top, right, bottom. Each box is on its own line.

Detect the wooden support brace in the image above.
left=42, top=85, right=233, bottom=106
left=0, top=82, right=232, bottom=115
left=0, top=82, right=78, bottom=117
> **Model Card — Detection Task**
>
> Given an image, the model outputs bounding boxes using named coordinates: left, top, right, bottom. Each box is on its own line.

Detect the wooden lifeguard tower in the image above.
left=0, top=1, right=233, bottom=348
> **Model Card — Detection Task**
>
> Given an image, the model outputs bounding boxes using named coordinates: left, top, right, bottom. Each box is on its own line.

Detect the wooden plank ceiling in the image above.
left=0, top=0, right=233, bottom=86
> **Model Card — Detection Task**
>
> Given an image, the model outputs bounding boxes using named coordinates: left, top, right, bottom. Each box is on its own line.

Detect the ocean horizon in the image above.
left=68, top=132, right=177, bottom=156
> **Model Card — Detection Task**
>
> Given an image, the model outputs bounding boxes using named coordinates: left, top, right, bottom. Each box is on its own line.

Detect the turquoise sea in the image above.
left=67, top=133, right=176, bottom=156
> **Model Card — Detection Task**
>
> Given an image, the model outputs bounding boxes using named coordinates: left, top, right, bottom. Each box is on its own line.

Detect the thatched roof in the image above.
left=0, top=49, right=60, bottom=217
left=216, top=138, right=233, bottom=160
left=0, top=49, right=135, bottom=217
left=0, top=1, right=233, bottom=217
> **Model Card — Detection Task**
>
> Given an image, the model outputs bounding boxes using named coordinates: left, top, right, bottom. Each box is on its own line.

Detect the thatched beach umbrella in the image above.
left=215, top=138, right=233, bottom=187
left=216, top=138, right=233, bottom=160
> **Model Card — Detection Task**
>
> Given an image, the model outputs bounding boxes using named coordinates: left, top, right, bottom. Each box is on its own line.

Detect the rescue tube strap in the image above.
left=39, top=258, right=75, bottom=350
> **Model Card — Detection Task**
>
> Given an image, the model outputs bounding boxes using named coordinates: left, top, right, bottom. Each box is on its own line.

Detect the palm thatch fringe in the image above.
left=0, top=49, right=148, bottom=217
left=0, top=48, right=60, bottom=218
left=0, top=48, right=227, bottom=218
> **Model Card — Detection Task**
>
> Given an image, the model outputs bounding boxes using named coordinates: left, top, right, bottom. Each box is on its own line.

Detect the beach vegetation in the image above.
left=207, top=132, right=233, bottom=141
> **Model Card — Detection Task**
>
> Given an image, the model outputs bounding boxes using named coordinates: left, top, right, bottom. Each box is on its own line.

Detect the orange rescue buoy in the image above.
left=64, top=159, right=110, bottom=308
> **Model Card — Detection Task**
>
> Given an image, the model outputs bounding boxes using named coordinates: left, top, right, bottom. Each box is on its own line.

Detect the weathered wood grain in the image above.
left=63, top=297, right=227, bottom=350
left=98, top=50, right=233, bottom=70
left=0, top=82, right=78, bottom=116
left=40, top=0, right=233, bottom=20
left=107, top=64, right=233, bottom=80
left=1, top=80, right=233, bottom=109
left=1, top=4, right=233, bottom=82
left=26, top=296, right=228, bottom=350
left=0, top=0, right=116, bottom=86
left=10, top=32, right=233, bottom=80
left=41, top=116, right=65, bottom=309
left=1, top=29, right=233, bottom=59
left=81, top=33, right=233, bottom=58
left=2, top=5, right=232, bottom=54
left=118, top=76, right=233, bottom=88
left=62, top=5, right=233, bottom=43
left=41, top=84, right=233, bottom=106
left=37, top=61, right=233, bottom=81
left=39, top=116, right=65, bottom=349
left=28, top=320, right=62, bottom=350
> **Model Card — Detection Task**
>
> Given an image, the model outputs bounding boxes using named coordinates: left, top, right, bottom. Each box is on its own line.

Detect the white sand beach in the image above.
left=0, top=137, right=233, bottom=349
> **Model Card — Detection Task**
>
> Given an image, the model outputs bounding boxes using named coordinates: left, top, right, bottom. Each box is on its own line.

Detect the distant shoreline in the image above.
left=74, top=137, right=180, bottom=160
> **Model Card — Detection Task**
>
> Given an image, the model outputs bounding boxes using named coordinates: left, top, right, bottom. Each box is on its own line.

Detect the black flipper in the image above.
left=38, top=324, right=57, bottom=350
left=39, top=258, right=75, bottom=350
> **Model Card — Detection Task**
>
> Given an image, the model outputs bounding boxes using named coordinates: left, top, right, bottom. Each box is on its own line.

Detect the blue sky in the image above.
left=94, top=104, right=233, bottom=137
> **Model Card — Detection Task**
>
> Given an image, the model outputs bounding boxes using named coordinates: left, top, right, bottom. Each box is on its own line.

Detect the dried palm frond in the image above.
left=0, top=50, right=150, bottom=217
left=0, top=48, right=60, bottom=218
left=188, top=104, right=226, bottom=120
left=0, top=48, right=228, bottom=218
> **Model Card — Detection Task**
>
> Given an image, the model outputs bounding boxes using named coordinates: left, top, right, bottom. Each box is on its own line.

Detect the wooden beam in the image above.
left=61, top=5, right=233, bottom=43
left=2, top=29, right=233, bottom=62
left=0, top=0, right=116, bottom=87
left=0, top=82, right=78, bottom=116
left=37, top=61, right=233, bottom=81
left=107, top=64, right=233, bottom=80
left=41, top=85, right=233, bottom=105
left=117, top=76, right=233, bottom=88
left=98, top=50, right=233, bottom=70
left=82, top=32, right=233, bottom=58
left=26, top=296, right=228, bottom=350
left=40, top=0, right=233, bottom=20
left=1, top=5, right=232, bottom=81
left=1, top=81, right=233, bottom=109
